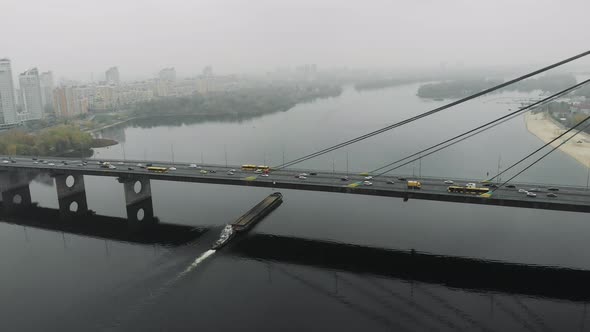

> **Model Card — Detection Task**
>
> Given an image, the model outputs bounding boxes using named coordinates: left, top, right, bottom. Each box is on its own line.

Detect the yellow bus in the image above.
left=447, top=185, right=489, bottom=195
left=147, top=166, right=168, bottom=173
left=407, top=180, right=422, bottom=189
left=241, top=164, right=257, bottom=170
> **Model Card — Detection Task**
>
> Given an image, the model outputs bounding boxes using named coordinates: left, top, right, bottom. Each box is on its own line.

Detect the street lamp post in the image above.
left=171, top=144, right=175, bottom=164
left=346, top=151, right=349, bottom=176
left=224, top=145, right=228, bottom=167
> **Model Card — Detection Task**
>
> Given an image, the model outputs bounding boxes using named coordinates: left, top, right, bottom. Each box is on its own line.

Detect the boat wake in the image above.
left=178, top=249, right=216, bottom=277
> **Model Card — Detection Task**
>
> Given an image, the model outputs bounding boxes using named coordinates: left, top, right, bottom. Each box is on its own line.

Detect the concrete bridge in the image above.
left=0, top=156, right=590, bottom=219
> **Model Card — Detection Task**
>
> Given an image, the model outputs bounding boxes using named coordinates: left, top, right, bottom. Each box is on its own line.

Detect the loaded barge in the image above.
left=212, top=192, right=283, bottom=249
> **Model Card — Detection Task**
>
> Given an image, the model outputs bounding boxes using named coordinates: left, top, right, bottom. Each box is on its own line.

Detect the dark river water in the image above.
left=3, top=83, right=590, bottom=331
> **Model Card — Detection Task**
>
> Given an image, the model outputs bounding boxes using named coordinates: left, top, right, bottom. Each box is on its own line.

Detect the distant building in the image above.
left=203, top=66, right=213, bottom=77
left=159, top=67, right=176, bottom=81
left=92, top=85, right=117, bottom=110
left=53, top=86, right=89, bottom=117
left=39, top=71, right=55, bottom=110
left=295, top=64, right=318, bottom=81
left=0, top=58, right=17, bottom=124
left=105, top=66, right=120, bottom=85
left=53, top=86, right=71, bottom=117
left=19, top=68, right=44, bottom=120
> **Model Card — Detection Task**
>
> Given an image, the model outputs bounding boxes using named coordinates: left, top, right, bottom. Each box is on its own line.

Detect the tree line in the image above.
left=131, top=83, right=342, bottom=117
left=417, top=74, right=578, bottom=99
left=0, top=125, right=94, bottom=156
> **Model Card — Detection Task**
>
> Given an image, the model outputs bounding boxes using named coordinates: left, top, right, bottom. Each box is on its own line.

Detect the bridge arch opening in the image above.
left=65, top=175, right=76, bottom=188
left=12, top=194, right=22, bottom=204
left=137, top=208, right=145, bottom=221
left=133, top=181, right=142, bottom=194
left=69, top=201, right=79, bottom=212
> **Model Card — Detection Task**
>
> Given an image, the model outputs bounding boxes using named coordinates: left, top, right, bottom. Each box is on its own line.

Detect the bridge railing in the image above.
left=4, top=154, right=590, bottom=191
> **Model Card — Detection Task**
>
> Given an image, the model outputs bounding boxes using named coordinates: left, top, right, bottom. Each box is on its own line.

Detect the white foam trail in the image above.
left=105, top=249, right=217, bottom=330
left=178, top=249, right=216, bottom=277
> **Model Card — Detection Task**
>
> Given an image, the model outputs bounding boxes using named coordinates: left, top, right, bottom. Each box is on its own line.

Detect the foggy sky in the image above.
left=2, top=0, right=589, bottom=81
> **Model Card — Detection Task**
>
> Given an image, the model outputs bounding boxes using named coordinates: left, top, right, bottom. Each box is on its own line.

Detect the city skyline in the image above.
left=3, top=0, right=590, bottom=80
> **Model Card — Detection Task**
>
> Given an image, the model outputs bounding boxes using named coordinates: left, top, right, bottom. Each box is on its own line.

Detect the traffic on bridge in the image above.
left=2, top=155, right=590, bottom=213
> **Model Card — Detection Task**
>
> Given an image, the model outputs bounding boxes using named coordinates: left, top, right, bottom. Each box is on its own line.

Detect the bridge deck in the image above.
left=1, top=156, right=589, bottom=213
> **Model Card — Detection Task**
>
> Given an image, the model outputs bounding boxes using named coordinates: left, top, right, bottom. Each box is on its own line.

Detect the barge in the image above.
left=212, top=192, right=283, bottom=249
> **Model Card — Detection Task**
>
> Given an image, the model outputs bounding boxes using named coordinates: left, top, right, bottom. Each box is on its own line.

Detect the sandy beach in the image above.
left=524, top=112, right=590, bottom=168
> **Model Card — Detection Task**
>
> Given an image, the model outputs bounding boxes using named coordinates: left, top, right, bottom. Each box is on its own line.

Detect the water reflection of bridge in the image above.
left=4, top=204, right=590, bottom=304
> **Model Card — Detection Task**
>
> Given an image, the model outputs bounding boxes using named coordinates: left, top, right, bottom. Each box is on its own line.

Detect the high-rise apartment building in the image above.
left=19, top=68, right=44, bottom=120
left=53, top=86, right=89, bottom=117
left=0, top=58, right=17, bottom=124
left=40, top=71, right=54, bottom=110
left=159, top=67, right=176, bottom=81
left=105, top=66, right=120, bottom=85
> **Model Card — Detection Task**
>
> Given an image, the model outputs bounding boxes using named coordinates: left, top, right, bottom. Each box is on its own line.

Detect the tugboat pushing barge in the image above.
left=212, top=192, right=283, bottom=249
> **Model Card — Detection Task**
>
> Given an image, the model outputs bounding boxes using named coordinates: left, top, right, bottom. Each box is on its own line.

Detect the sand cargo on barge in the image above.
left=212, top=192, right=283, bottom=249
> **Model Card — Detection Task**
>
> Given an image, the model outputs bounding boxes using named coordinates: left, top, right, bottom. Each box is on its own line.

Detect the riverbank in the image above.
left=524, top=112, right=590, bottom=168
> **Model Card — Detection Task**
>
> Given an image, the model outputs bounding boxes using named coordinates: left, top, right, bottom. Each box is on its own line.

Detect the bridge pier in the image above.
left=120, top=176, right=156, bottom=230
left=54, top=174, right=89, bottom=219
left=0, top=171, right=33, bottom=214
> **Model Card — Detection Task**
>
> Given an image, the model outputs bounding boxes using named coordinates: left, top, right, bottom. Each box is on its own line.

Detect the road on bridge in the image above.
left=1, top=155, right=589, bottom=213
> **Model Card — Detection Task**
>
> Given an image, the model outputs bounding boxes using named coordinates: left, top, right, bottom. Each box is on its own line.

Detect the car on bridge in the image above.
left=363, top=181, right=372, bottom=186
left=444, top=180, right=454, bottom=184
left=526, top=192, right=537, bottom=197
left=547, top=193, right=558, bottom=198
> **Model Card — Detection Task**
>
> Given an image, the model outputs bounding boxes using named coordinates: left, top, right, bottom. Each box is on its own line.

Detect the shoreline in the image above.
left=524, top=112, right=590, bottom=168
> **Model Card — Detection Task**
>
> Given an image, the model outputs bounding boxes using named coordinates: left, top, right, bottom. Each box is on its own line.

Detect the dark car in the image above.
left=210, top=170, right=216, bottom=173
left=310, top=172, right=317, bottom=176
left=398, top=177, right=406, bottom=181
left=547, top=193, right=558, bottom=198
left=10, top=159, right=16, bottom=163
left=482, top=183, right=492, bottom=187
left=341, top=176, right=349, bottom=181
left=548, top=187, right=559, bottom=191
left=128, top=167, right=134, bottom=170
left=146, top=163, right=153, bottom=167
left=386, top=180, right=395, bottom=184
left=506, top=184, right=516, bottom=188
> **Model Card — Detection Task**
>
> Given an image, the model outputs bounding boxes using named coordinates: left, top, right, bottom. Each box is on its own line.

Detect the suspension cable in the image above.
left=492, top=115, right=590, bottom=192
left=369, top=79, right=590, bottom=176
left=273, top=50, right=590, bottom=170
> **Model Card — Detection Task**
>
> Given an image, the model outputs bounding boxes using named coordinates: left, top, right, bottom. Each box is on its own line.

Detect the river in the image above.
left=3, top=83, right=590, bottom=331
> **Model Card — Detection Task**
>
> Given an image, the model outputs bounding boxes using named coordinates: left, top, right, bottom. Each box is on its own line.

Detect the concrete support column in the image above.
left=0, top=170, right=34, bottom=214
left=120, top=176, right=155, bottom=229
left=54, top=174, right=89, bottom=219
